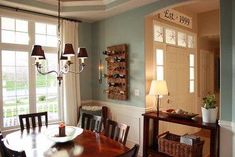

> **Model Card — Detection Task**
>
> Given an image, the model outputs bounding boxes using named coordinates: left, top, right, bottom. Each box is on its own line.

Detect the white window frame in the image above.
left=0, top=9, right=62, bottom=131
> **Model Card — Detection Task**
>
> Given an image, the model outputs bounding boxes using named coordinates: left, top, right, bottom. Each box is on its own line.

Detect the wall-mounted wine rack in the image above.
left=103, top=44, right=128, bottom=100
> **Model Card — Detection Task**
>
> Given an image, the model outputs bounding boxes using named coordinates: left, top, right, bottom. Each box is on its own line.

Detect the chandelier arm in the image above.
left=68, top=64, right=85, bottom=74
left=37, top=67, right=59, bottom=76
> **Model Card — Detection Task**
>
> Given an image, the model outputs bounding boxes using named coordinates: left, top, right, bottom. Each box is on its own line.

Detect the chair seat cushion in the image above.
left=77, top=106, right=103, bottom=127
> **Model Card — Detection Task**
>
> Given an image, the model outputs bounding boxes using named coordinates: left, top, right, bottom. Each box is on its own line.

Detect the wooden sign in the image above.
left=159, top=9, right=192, bottom=29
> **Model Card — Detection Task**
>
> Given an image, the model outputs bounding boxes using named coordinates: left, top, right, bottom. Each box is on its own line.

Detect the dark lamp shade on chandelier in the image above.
left=39, top=51, right=46, bottom=60
left=60, top=54, right=68, bottom=60
left=63, top=43, right=75, bottom=56
left=78, top=48, right=88, bottom=59
left=31, top=45, right=44, bottom=58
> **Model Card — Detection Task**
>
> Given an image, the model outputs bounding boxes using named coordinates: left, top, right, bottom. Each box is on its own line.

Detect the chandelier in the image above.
left=31, top=0, right=88, bottom=86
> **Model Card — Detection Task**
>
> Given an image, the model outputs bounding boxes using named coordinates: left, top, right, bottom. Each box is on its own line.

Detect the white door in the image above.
left=155, top=44, right=197, bottom=134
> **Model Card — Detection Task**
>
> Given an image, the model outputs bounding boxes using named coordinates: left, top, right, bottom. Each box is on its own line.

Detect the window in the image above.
left=35, top=23, right=57, bottom=47
left=154, top=25, right=164, bottom=42
left=153, top=23, right=195, bottom=49
left=2, top=50, right=29, bottom=127
left=165, top=28, right=176, bottom=45
left=177, top=32, right=186, bottom=47
left=1, top=17, right=28, bottom=45
left=156, top=49, right=164, bottom=80
left=36, top=54, right=58, bottom=120
left=0, top=16, right=60, bottom=129
left=189, top=54, right=195, bottom=93
left=188, top=35, right=194, bottom=48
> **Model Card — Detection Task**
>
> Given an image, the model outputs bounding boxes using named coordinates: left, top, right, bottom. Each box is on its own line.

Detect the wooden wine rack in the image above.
left=103, top=44, right=128, bottom=100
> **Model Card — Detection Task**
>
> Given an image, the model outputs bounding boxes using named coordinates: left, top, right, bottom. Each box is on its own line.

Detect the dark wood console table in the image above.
left=142, top=111, right=219, bottom=157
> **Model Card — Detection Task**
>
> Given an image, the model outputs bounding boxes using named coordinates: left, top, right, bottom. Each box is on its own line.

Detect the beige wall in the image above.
left=198, top=10, right=220, bottom=37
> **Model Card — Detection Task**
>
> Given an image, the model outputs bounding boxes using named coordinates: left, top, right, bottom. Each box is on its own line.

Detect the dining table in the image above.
left=5, top=125, right=129, bottom=157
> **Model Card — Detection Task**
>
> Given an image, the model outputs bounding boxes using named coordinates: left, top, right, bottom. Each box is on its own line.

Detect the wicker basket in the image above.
left=157, top=131, right=204, bottom=157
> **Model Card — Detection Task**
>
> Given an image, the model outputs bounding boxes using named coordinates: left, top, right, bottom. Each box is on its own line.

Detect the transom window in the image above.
left=0, top=16, right=60, bottom=129
left=1, top=17, right=29, bottom=45
left=153, top=22, right=195, bottom=48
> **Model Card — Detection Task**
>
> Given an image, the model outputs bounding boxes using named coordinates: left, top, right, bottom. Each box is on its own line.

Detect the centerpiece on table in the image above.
left=201, top=93, right=218, bottom=123
left=58, top=122, right=66, bottom=137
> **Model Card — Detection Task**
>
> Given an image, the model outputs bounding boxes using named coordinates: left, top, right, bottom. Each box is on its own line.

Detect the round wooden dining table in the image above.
left=5, top=125, right=129, bottom=157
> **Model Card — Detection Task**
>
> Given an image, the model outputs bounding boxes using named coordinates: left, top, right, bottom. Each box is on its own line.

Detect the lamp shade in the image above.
left=31, top=45, right=44, bottom=57
left=39, top=51, right=46, bottom=60
left=77, top=48, right=88, bottom=58
left=63, top=43, right=75, bottom=56
left=149, top=80, right=168, bottom=96
left=60, top=54, right=68, bottom=60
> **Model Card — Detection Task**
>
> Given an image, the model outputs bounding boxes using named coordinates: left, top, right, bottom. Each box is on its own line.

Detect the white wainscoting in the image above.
left=219, top=120, right=235, bottom=157
left=81, top=100, right=150, bottom=156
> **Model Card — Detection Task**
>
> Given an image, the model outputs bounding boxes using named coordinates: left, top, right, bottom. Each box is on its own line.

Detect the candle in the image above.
left=59, top=122, right=66, bottom=137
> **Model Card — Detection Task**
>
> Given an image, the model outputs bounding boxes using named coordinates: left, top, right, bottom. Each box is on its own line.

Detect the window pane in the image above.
left=2, top=30, right=15, bottom=43
left=1, top=17, right=15, bottom=30
left=35, top=34, right=46, bottom=45
left=35, top=23, right=46, bottom=34
left=47, top=24, right=57, bottom=36
left=154, top=25, right=164, bottom=42
left=190, top=54, right=194, bottom=67
left=2, top=50, right=15, bottom=66
left=156, top=49, right=164, bottom=66
left=165, top=28, right=176, bottom=45
left=2, top=50, right=29, bottom=127
left=16, top=20, right=28, bottom=32
left=190, top=80, right=194, bottom=93
left=46, top=36, right=57, bottom=47
left=178, top=32, right=186, bottom=47
left=15, top=32, right=29, bottom=44
left=188, top=35, right=194, bottom=48
left=36, top=53, right=59, bottom=121
left=156, top=66, right=164, bottom=80
left=190, top=67, right=194, bottom=80
left=16, top=52, right=28, bottom=66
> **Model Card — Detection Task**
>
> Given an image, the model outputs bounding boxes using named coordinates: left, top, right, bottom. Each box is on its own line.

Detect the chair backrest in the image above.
left=19, top=111, right=48, bottom=130
left=104, top=119, right=130, bottom=145
left=117, top=144, right=139, bottom=157
left=81, top=113, right=102, bottom=133
left=0, top=131, right=7, bottom=157
left=0, top=137, right=26, bottom=157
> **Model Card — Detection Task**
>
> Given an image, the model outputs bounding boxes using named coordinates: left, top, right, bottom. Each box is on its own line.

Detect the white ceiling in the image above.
left=0, top=0, right=220, bottom=22
left=0, top=0, right=159, bottom=22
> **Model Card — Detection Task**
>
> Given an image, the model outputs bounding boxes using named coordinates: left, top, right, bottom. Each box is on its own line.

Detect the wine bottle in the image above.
left=114, top=56, right=125, bottom=62
left=104, top=73, right=125, bottom=78
left=108, top=82, right=122, bottom=87
left=103, top=50, right=116, bottom=56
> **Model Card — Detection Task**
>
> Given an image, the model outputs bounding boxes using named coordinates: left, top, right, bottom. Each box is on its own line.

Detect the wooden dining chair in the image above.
left=0, top=131, right=7, bottom=157
left=117, top=144, right=139, bottom=157
left=104, top=119, right=130, bottom=145
left=19, top=111, right=48, bottom=130
left=81, top=113, right=102, bottom=133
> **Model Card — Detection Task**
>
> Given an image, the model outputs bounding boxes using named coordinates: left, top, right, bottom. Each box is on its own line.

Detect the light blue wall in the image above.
left=232, top=0, right=235, bottom=122
left=79, top=22, right=92, bottom=100
left=220, top=0, right=233, bottom=121
left=91, top=0, right=185, bottom=107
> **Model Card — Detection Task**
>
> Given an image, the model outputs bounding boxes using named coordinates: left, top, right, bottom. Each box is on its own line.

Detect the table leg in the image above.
left=152, top=119, right=159, bottom=151
left=143, top=117, right=149, bottom=157
left=210, top=129, right=217, bottom=157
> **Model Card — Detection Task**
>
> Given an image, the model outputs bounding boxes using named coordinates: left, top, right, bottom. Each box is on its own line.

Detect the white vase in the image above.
left=201, top=107, right=218, bottom=123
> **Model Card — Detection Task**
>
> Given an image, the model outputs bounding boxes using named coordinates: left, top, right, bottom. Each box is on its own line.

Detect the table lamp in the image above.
left=149, top=80, right=168, bottom=116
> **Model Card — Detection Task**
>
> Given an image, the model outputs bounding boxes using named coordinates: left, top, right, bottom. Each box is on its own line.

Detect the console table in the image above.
left=142, top=111, right=219, bottom=157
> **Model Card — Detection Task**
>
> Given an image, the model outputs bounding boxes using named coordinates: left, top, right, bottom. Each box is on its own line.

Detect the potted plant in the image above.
left=201, top=93, right=218, bottom=123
